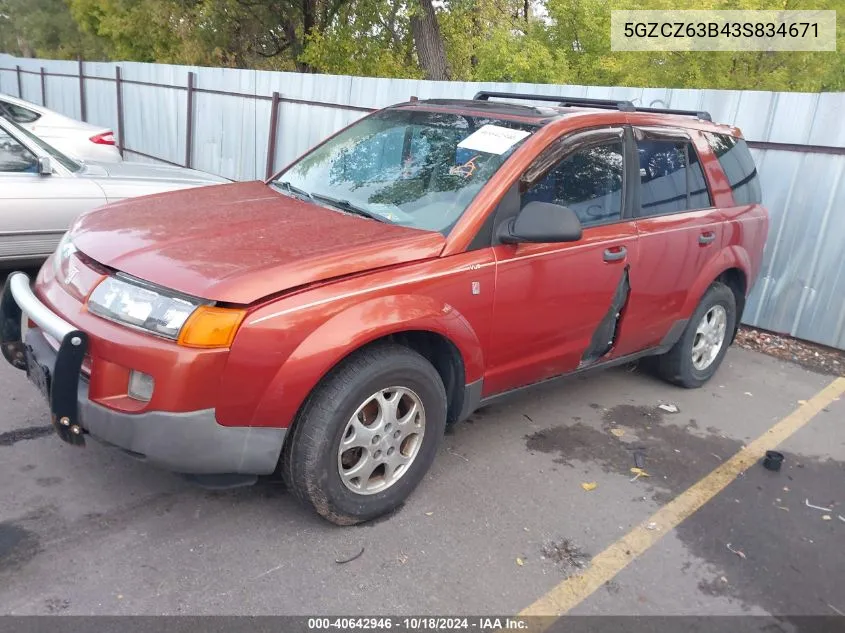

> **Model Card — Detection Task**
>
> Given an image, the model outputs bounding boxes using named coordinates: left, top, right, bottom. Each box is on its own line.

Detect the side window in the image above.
left=0, top=128, right=38, bottom=173
left=522, top=141, right=624, bottom=226
left=704, top=132, right=762, bottom=205
left=636, top=139, right=712, bottom=217
left=0, top=101, right=41, bottom=124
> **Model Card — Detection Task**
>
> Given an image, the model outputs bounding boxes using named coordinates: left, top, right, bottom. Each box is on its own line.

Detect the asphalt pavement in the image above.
left=1, top=267, right=843, bottom=618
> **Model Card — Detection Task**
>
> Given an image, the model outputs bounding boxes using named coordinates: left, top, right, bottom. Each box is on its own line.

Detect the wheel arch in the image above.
left=682, top=246, right=751, bottom=329
left=250, top=293, right=483, bottom=432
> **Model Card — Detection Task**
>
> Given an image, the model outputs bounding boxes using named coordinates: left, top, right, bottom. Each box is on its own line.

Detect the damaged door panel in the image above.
left=581, top=265, right=631, bottom=365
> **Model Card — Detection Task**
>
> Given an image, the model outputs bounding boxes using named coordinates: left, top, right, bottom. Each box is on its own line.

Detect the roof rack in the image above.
left=472, top=91, right=712, bottom=121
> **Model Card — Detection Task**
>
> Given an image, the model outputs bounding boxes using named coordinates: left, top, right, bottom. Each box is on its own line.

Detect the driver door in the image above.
left=0, top=126, right=105, bottom=261
left=484, top=127, right=639, bottom=396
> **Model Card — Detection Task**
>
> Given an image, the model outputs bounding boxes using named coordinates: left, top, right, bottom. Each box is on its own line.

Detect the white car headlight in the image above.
left=53, top=232, right=78, bottom=278
left=87, top=275, right=207, bottom=340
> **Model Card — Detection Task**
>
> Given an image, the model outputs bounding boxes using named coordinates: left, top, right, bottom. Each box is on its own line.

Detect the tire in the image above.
left=655, top=282, right=737, bottom=389
left=281, top=343, right=447, bottom=525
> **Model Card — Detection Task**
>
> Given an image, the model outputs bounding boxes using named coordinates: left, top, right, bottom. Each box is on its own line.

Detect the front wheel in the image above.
left=281, top=344, right=447, bottom=525
left=654, top=282, right=737, bottom=388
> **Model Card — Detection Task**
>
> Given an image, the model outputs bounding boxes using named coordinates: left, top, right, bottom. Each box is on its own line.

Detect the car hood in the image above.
left=82, top=161, right=230, bottom=186
left=70, top=181, right=447, bottom=304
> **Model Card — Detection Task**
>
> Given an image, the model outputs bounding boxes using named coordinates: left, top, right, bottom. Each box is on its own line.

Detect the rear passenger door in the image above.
left=612, top=126, right=722, bottom=357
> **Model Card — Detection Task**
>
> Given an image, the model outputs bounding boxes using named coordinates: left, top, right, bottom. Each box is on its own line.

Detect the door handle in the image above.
left=699, top=231, right=717, bottom=245
left=603, top=246, right=627, bottom=262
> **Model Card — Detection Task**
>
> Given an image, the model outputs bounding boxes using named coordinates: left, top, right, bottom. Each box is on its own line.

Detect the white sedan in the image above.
left=0, top=93, right=122, bottom=163
left=0, top=116, right=229, bottom=263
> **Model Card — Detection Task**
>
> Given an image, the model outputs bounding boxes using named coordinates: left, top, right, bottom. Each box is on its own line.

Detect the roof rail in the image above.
left=472, top=91, right=712, bottom=121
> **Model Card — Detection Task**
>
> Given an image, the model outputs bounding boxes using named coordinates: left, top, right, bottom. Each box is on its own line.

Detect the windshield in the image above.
left=2, top=117, right=82, bottom=173
left=274, top=109, right=537, bottom=233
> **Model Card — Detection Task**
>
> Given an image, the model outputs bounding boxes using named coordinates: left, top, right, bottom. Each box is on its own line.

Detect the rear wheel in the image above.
left=281, top=344, right=447, bottom=525
left=654, top=282, right=736, bottom=388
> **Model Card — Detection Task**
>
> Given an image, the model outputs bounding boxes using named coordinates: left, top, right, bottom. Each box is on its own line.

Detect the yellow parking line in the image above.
left=520, top=376, right=845, bottom=622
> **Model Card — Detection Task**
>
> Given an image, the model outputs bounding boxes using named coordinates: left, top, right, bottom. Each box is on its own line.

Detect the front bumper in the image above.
left=1, top=272, right=285, bottom=475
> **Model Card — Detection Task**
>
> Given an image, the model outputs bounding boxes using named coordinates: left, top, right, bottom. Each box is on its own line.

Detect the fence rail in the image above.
left=1, top=55, right=845, bottom=350
left=3, top=62, right=382, bottom=177
left=3, top=63, right=844, bottom=177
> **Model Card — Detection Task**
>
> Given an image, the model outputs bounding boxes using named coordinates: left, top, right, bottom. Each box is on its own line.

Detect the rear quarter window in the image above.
left=704, top=132, right=762, bottom=205
left=0, top=101, right=41, bottom=124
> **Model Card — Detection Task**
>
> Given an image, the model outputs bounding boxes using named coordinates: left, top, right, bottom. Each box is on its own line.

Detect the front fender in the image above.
left=680, top=245, right=752, bottom=318
left=248, top=294, right=484, bottom=429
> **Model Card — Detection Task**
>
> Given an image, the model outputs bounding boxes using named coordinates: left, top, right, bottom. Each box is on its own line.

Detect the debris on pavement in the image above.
left=743, top=392, right=753, bottom=397
left=516, top=557, right=524, bottom=566
left=335, top=547, right=365, bottom=564
left=735, top=326, right=845, bottom=376
left=523, top=414, right=533, bottom=422
left=822, top=515, right=832, bottom=521
left=726, top=543, right=747, bottom=560
left=658, top=403, right=679, bottom=414
left=541, top=539, right=589, bottom=575
left=630, top=467, right=651, bottom=482
left=646, top=522, right=659, bottom=531
left=581, top=482, right=598, bottom=492
left=805, top=499, right=834, bottom=512
left=609, top=428, right=625, bottom=437
left=762, top=450, right=784, bottom=472
left=446, top=447, right=469, bottom=462
left=634, top=451, right=646, bottom=469
left=425, top=512, right=434, bottom=516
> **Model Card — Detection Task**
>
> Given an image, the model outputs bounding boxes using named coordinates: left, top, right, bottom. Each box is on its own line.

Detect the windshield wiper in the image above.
left=275, top=180, right=316, bottom=203
left=309, top=192, right=391, bottom=224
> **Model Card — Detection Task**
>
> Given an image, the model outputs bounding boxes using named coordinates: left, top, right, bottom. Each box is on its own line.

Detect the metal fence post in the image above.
left=265, top=91, right=281, bottom=180
left=115, top=67, right=125, bottom=157
left=78, top=58, right=87, bottom=122
left=16, top=65, right=22, bottom=98
left=185, top=72, right=195, bottom=168
left=40, top=67, right=47, bottom=105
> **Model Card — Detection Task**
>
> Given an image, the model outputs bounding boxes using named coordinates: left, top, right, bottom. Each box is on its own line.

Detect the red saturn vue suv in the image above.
left=1, top=92, right=768, bottom=525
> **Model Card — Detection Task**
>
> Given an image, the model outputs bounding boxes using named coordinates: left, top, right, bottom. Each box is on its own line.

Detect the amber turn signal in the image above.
left=177, top=306, right=246, bottom=348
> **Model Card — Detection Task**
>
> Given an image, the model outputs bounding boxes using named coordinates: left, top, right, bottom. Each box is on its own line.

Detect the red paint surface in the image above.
left=34, top=105, right=768, bottom=431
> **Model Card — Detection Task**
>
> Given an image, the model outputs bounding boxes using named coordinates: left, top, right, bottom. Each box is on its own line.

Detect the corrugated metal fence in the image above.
left=1, top=54, right=844, bottom=351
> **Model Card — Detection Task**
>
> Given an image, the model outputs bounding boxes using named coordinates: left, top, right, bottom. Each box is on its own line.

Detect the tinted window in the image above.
left=636, top=139, right=712, bottom=217
left=705, top=133, right=762, bottom=205
left=0, top=101, right=41, bottom=124
left=0, top=128, right=38, bottom=173
left=522, top=141, right=624, bottom=226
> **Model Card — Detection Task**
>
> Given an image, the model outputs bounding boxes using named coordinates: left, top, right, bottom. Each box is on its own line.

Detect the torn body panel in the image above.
left=581, top=266, right=631, bottom=365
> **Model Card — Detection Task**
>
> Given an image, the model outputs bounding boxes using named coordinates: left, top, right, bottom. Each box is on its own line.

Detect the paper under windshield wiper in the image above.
left=309, top=193, right=390, bottom=224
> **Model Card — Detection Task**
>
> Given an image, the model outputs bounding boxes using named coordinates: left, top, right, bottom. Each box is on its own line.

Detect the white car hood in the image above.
left=81, top=161, right=231, bottom=202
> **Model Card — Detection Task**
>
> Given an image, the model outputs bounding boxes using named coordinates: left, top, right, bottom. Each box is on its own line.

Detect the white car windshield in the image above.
left=274, top=109, right=537, bottom=233
left=3, top=117, right=82, bottom=173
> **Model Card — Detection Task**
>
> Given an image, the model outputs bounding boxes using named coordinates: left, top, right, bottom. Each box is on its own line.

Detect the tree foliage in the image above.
left=1, top=0, right=842, bottom=91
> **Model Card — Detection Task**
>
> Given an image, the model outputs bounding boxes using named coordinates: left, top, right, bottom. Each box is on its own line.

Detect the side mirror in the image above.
left=37, top=156, right=52, bottom=176
left=498, top=201, right=583, bottom=244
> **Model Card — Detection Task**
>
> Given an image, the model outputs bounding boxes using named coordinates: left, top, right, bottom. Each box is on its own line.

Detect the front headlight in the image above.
left=87, top=275, right=205, bottom=340
left=86, top=274, right=246, bottom=347
left=53, top=232, right=77, bottom=279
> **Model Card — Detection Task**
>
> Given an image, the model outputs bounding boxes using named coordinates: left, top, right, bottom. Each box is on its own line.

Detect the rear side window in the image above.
left=635, top=139, right=712, bottom=217
left=704, top=133, right=762, bottom=205
left=0, top=101, right=41, bottom=124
